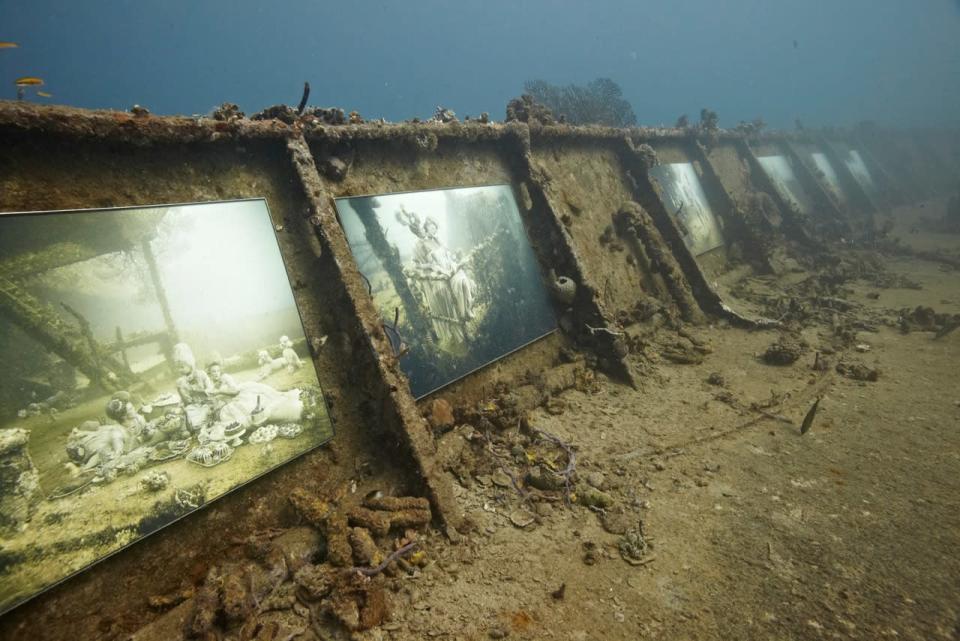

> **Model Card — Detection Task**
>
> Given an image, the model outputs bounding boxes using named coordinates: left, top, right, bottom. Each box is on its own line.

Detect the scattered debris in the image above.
left=509, top=508, right=536, bottom=528
left=582, top=541, right=600, bottom=565
left=585, top=324, right=624, bottom=337
left=251, top=104, right=298, bottom=124
left=426, top=398, right=455, bottom=431
left=836, top=360, right=879, bottom=382
left=505, top=94, right=556, bottom=125
left=600, top=510, right=634, bottom=535
left=706, top=372, right=726, bottom=386
left=618, top=523, right=650, bottom=565
left=211, top=102, right=244, bottom=122
left=431, top=105, right=458, bottom=123
left=302, top=106, right=348, bottom=125
left=899, top=305, right=960, bottom=336
left=762, top=336, right=805, bottom=366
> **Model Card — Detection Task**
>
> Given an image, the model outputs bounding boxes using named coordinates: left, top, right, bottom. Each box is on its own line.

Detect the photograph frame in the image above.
left=0, top=197, right=334, bottom=614
left=334, top=183, right=558, bottom=399
left=648, top=162, right=726, bottom=257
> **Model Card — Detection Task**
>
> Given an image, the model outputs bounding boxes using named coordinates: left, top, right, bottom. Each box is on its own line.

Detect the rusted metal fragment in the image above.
left=347, top=506, right=391, bottom=537
left=349, top=527, right=381, bottom=566
left=325, top=512, right=353, bottom=567
left=288, top=487, right=332, bottom=528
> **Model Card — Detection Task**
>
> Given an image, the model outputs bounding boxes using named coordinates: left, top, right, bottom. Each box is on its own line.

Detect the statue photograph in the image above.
left=336, top=185, right=556, bottom=397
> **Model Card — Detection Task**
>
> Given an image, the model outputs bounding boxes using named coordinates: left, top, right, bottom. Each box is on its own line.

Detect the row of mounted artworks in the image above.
left=0, top=185, right=557, bottom=613
left=649, top=145, right=880, bottom=258
left=0, top=146, right=881, bottom=612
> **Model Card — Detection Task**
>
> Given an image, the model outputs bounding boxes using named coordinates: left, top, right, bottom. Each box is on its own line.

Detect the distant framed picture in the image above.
left=0, top=199, right=332, bottom=614
left=756, top=155, right=815, bottom=216
left=335, top=185, right=556, bottom=398
left=649, top=163, right=725, bottom=256
left=842, top=149, right=878, bottom=198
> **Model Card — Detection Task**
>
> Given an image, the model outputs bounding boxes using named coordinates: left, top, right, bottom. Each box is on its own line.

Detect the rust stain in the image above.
left=509, top=609, right=534, bottom=632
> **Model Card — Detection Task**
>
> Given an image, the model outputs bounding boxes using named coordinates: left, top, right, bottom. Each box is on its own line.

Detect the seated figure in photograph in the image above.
left=203, top=354, right=304, bottom=443
left=279, top=335, right=303, bottom=372
left=173, top=343, right=214, bottom=431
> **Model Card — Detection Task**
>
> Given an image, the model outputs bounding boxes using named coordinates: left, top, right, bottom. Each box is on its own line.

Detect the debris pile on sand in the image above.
left=762, top=335, right=806, bottom=366
left=897, top=305, right=960, bottom=337
left=172, top=486, right=432, bottom=638
left=836, top=359, right=880, bottom=382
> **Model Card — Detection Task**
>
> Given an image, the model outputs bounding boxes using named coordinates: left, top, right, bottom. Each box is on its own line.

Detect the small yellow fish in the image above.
left=36, top=91, right=53, bottom=98
left=0, top=42, right=19, bottom=49
left=15, top=76, right=43, bottom=87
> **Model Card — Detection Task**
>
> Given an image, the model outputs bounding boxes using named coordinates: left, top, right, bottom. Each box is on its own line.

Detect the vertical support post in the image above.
left=689, top=140, right=774, bottom=273
left=285, top=134, right=463, bottom=533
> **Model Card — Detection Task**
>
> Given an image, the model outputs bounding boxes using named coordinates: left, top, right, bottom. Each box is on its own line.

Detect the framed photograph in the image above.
left=649, top=162, right=725, bottom=256
left=0, top=199, right=332, bottom=614
left=810, top=151, right=848, bottom=204
left=842, top=149, right=879, bottom=198
left=335, top=185, right=556, bottom=398
left=756, top=155, right=815, bottom=215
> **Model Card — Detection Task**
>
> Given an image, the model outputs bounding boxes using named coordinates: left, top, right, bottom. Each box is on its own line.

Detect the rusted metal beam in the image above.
left=285, top=134, right=463, bottom=533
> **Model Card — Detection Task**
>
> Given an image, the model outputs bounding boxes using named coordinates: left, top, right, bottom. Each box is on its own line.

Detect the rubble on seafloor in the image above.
left=142, top=487, right=434, bottom=639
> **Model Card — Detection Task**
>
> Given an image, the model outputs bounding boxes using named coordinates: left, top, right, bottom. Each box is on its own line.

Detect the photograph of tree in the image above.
left=0, top=199, right=332, bottom=614
left=335, top=185, right=556, bottom=397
